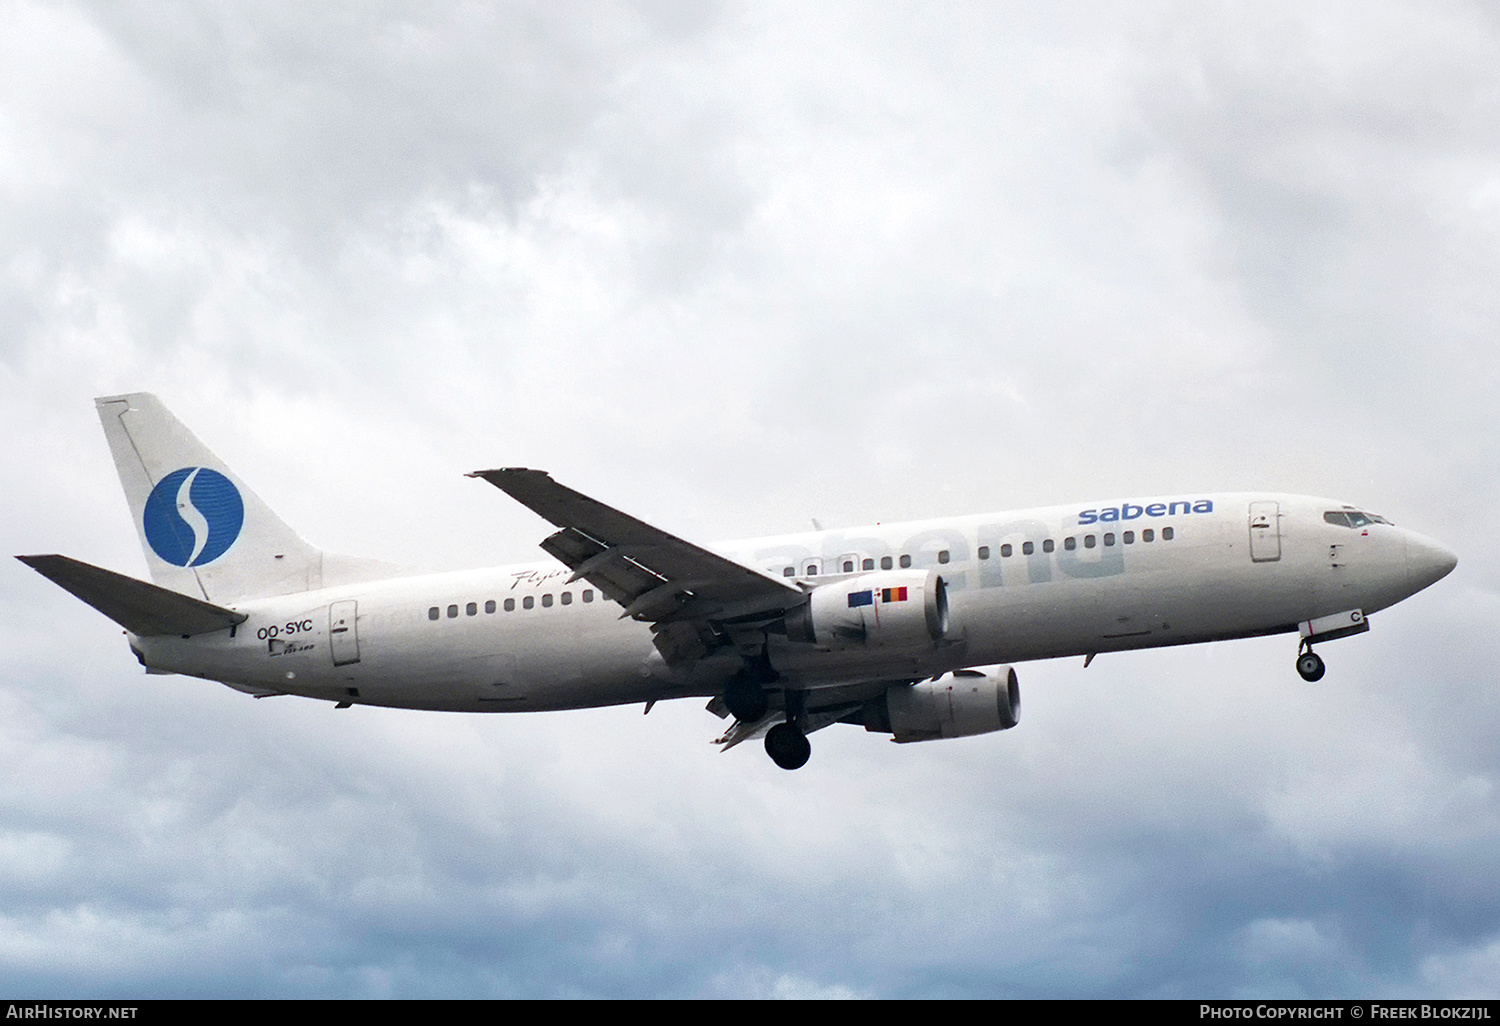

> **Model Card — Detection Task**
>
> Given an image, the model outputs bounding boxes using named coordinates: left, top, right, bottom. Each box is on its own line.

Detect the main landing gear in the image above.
left=764, top=688, right=810, bottom=771
left=724, top=671, right=769, bottom=722
left=765, top=722, right=811, bottom=770
left=720, top=649, right=811, bottom=770
left=1296, top=641, right=1326, bottom=682
left=723, top=644, right=777, bottom=722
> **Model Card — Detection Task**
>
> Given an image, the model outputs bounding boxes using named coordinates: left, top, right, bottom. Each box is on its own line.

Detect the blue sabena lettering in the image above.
left=1077, top=499, right=1214, bottom=525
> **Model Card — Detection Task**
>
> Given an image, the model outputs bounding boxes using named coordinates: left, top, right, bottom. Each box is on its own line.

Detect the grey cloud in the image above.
left=2, top=0, right=1496, bottom=998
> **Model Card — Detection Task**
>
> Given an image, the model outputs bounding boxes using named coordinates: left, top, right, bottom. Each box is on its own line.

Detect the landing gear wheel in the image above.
left=765, top=722, right=811, bottom=770
left=1296, top=650, right=1326, bottom=682
left=724, top=674, right=769, bottom=722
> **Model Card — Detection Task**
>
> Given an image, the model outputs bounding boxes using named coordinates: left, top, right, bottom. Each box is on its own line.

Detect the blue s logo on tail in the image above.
left=143, top=468, right=245, bottom=566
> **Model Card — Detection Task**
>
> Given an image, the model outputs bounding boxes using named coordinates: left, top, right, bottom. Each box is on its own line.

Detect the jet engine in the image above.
left=784, top=570, right=949, bottom=651
left=874, top=665, right=1020, bottom=742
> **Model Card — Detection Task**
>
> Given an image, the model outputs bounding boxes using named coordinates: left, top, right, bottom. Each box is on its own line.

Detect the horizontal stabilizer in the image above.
left=17, top=554, right=247, bottom=636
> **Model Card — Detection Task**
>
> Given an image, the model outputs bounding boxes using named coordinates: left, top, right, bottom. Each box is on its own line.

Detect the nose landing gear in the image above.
left=1293, top=609, right=1367, bottom=682
left=1296, top=642, right=1326, bottom=682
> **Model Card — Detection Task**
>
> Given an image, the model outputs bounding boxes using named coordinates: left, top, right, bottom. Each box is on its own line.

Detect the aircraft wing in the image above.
left=469, top=469, right=805, bottom=658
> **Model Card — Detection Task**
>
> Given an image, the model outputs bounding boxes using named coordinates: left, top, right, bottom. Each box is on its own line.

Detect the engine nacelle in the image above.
left=880, top=665, right=1020, bottom=742
left=784, top=570, right=949, bottom=651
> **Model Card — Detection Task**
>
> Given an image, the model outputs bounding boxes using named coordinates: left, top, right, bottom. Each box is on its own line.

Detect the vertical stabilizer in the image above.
left=96, top=393, right=323, bottom=602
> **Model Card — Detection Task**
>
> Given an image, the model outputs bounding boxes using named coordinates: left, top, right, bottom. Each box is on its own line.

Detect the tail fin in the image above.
left=96, top=393, right=324, bottom=602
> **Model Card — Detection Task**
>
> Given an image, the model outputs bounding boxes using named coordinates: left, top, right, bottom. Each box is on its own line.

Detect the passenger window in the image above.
left=1162, top=526, right=1175, bottom=541
left=466, top=602, right=477, bottom=616
left=1064, top=537, right=1076, bottom=551
left=1103, top=533, right=1115, bottom=546
left=1123, top=531, right=1134, bottom=544
left=1084, top=535, right=1096, bottom=549
left=938, top=550, right=950, bottom=564
left=485, top=600, right=496, bottom=614
left=561, top=592, right=572, bottom=605
left=1001, top=544, right=1013, bottom=557
left=1043, top=539, right=1055, bottom=553
left=899, top=555, right=912, bottom=568
left=1143, top=529, right=1154, bottom=542
left=542, top=594, right=553, bottom=607
left=583, top=590, right=594, bottom=603
left=862, top=558, right=874, bottom=571
left=1022, top=541, right=1034, bottom=555
left=428, top=607, right=439, bottom=621
left=806, top=563, right=819, bottom=576
left=783, top=567, right=795, bottom=577
left=523, top=596, right=534, bottom=610
left=843, top=560, right=854, bottom=573
left=978, top=546, right=990, bottom=560
left=447, top=605, right=458, bottom=618
left=504, top=598, right=515, bottom=612
left=880, top=556, right=893, bottom=570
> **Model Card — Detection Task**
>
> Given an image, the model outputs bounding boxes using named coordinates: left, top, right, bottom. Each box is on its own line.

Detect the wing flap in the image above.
left=712, top=702, right=865, bottom=751
left=18, top=554, right=247, bottom=636
left=537, top=527, right=667, bottom=607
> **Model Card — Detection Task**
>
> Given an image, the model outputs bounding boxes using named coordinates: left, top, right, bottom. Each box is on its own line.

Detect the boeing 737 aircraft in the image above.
left=19, top=394, right=1457, bottom=769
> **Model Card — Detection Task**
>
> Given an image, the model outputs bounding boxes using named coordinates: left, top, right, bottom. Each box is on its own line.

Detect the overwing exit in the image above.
left=18, top=394, right=1457, bottom=770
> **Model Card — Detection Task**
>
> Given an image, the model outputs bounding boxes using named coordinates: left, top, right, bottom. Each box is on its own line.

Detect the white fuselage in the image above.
left=131, top=493, right=1454, bottom=712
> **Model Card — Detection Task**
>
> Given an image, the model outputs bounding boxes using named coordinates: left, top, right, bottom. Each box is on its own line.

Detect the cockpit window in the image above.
left=1325, top=510, right=1394, bottom=528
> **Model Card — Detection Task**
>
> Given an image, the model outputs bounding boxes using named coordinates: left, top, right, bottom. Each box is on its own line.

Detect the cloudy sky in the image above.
left=3, top=0, right=1498, bottom=998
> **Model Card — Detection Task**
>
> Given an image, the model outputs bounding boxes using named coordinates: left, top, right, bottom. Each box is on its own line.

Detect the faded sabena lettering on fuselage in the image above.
left=1077, top=499, right=1214, bottom=525
left=748, top=500, right=1219, bottom=592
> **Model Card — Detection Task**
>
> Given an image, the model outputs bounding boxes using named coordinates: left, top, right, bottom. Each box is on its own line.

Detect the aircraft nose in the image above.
left=1405, top=531, right=1458, bottom=594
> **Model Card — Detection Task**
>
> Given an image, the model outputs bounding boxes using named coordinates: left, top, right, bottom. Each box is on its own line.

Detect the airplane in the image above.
left=18, top=393, right=1458, bottom=770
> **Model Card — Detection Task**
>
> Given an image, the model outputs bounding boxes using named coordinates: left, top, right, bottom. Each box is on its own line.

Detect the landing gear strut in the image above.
left=1296, top=642, right=1326, bottom=682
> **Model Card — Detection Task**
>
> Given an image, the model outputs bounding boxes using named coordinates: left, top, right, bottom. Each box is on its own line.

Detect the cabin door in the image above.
left=1249, top=502, right=1281, bottom=563
left=329, top=600, right=361, bottom=666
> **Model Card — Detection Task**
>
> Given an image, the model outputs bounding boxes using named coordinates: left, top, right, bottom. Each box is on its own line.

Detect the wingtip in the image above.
left=467, top=467, right=549, bottom=482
